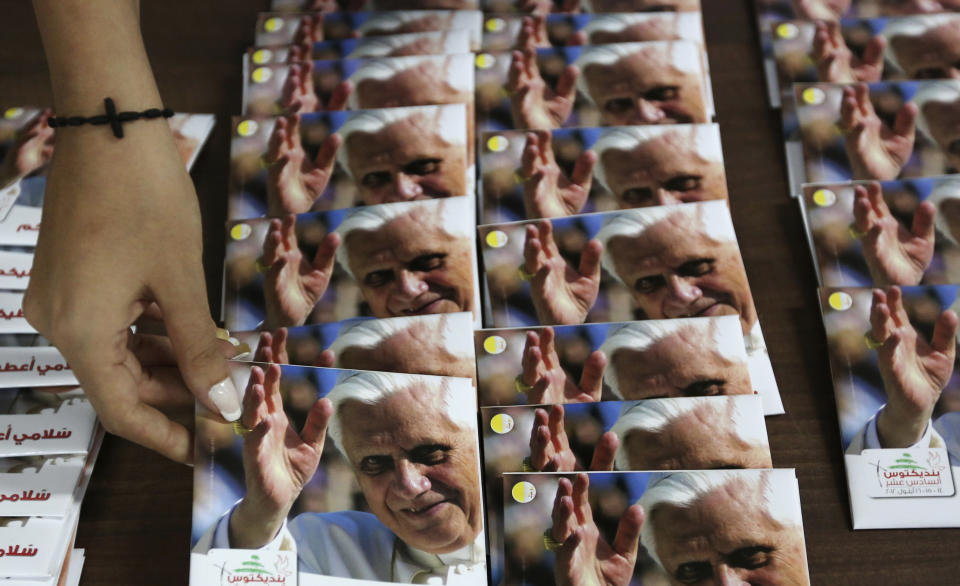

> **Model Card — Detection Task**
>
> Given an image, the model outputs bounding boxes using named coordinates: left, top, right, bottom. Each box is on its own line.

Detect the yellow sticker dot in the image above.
left=475, top=53, right=495, bottom=70
left=252, top=67, right=273, bottom=84
left=3, top=108, right=23, bottom=120
left=486, top=135, right=509, bottom=153
left=490, top=414, right=515, bottom=434
left=483, top=335, right=507, bottom=355
left=264, top=17, right=284, bottom=33
left=828, top=291, right=853, bottom=311
left=801, top=87, right=826, bottom=106
left=775, top=23, right=799, bottom=40
left=252, top=49, right=274, bottom=65
left=485, top=18, right=505, bottom=33
left=812, top=189, right=836, bottom=207
left=230, top=223, right=253, bottom=241
left=485, top=230, right=508, bottom=248
left=237, top=120, right=260, bottom=137
left=512, top=481, right=537, bottom=504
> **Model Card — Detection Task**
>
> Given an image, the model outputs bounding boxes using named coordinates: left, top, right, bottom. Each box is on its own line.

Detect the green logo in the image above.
left=232, top=554, right=274, bottom=576
left=887, top=453, right=925, bottom=471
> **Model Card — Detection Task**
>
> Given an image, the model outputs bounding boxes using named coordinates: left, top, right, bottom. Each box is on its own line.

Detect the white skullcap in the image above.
left=610, top=395, right=767, bottom=469
left=594, top=200, right=736, bottom=283
left=638, top=470, right=800, bottom=570
left=336, top=104, right=467, bottom=178
left=598, top=315, right=746, bottom=398
left=325, top=369, right=476, bottom=453
left=334, top=196, right=474, bottom=279
left=573, top=41, right=701, bottom=105
left=591, top=124, right=723, bottom=192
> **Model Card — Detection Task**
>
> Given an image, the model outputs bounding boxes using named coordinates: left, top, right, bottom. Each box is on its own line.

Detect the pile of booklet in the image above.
left=190, top=2, right=814, bottom=585
left=0, top=108, right=215, bottom=584
left=754, top=0, right=960, bottom=529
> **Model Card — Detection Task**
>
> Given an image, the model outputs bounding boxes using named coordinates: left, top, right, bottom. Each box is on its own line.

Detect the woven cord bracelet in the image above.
left=47, top=97, right=174, bottom=139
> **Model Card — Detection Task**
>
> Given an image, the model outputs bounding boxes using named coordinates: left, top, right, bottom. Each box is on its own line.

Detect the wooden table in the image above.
left=3, top=1, right=960, bottom=584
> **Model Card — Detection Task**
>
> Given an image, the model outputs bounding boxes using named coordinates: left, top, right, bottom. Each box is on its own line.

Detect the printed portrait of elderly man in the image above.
left=521, top=201, right=758, bottom=336
left=846, top=286, right=960, bottom=464
left=515, top=204, right=780, bottom=410
left=517, top=124, right=727, bottom=218
left=809, top=14, right=960, bottom=85
left=276, top=30, right=472, bottom=63
left=838, top=179, right=960, bottom=287
left=575, top=12, right=704, bottom=46
left=522, top=396, right=771, bottom=473
left=353, top=10, right=479, bottom=44
left=526, top=470, right=808, bottom=586
left=262, top=105, right=469, bottom=215
left=513, top=316, right=751, bottom=405
left=255, top=10, right=478, bottom=49
left=279, top=54, right=474, bottom=132
left=259, top=196, right=477, bottom=329
left=248, top=313, right=478, bottom=383
left=636, top=471, right=810, bottom=586
left=193, top=366, right=486, bottom=583
left=493, top=12, right=703, bottom=52
left=835, top=80, right=960, bottom=181
left=343, top=31, right=469, bottom=59
left=507, top=40, right=709, bottom=130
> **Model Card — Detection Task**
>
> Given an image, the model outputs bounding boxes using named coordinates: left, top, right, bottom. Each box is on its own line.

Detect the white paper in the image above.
left=847, top=453, right=960, bottom=529
left=0, top=349, right=74, bottom=389
left=0, top=457, right=84, bottom=518
left=0, top=391, right=97, bottom=458
left=0, top=506, right=79, bottom=580
left=0, top=294, right=31, bottom=335
left=0, top=253, right=33, bottom=291
left=0, top=206, right=41, bottom=248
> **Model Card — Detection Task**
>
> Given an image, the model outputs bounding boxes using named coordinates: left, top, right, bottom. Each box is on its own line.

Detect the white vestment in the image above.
left=194, top=506, right=486, bottom=584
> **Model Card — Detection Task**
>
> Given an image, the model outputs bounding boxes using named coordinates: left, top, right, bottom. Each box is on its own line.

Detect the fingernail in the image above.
left=215, top=328, right=231, bottom=341
left=208, top=377, right=242, bottom=422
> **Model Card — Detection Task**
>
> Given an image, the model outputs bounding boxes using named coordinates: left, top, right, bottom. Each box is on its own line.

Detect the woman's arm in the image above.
left=25, top=0, right=242, bottom=464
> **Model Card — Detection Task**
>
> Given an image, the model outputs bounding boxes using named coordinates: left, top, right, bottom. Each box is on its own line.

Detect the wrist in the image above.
left=877, top=403, right=931, bottom=449
left=33, top=0, right=161, bottom=114
left=229, top=498, right=289, bottom=549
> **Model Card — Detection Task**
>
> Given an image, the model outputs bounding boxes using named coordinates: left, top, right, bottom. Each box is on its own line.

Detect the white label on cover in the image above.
left=205, top=549, right=297, bottom=586
left=0, top=515, right=71, bottom=579
left=0, top=205, right=42, bottom=246
left=0, top=394, right=96, bottom=457
left=0, top=347, right=76, bottom=388
left=860, top=448, right=956, bottom=498
left=0, top=292, right=34, bottom=333
left=0, top=250, right=33, bottom=290
left=0, top=456, right=84, bottom=517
